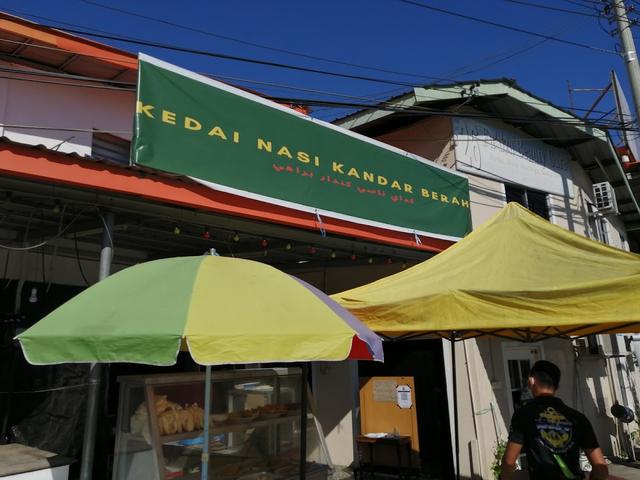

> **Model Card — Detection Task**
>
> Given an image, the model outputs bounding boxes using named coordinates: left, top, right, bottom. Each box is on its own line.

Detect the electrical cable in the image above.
left=0, top=6, right=556, bottom=100
left=0, top=102, right=631, bottom=135
left=3, top=6, right=444, bottom=89
left=98, top=210, right=114, bottom=249
left=0, top=207, right=90, bottom=251
left=504, top=0, right=603, bottom=18
left=79, top=0, right=459, bottom=84
left=397, top=0, right=618, bottom=55
left=560, top=0, right=605, bottom=9
left=0, top=48, right=630, bottom=132
left=0, top=33, right=620, bottom=119
left=73, top=231, right=90, bottom=286
left=8, top=20, right=429, bottom=89
left=0, top=98, right=632, bottom=137
left=268, top=96, right=639, bottom=131
left=447, top=37, right=553, bottom=78
left=0, top=37, right=619, bottom=119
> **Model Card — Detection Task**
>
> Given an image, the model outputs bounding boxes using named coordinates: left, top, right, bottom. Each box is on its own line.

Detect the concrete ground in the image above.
left=334, top=462, right=640, bottom=479
left=605, top=463, right=640, bottom=479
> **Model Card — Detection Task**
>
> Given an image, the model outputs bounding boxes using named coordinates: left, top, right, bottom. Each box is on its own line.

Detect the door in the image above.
left=503, top=344, right=543, bottom=416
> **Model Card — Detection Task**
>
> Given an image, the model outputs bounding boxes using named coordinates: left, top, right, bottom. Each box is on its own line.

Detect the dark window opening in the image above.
left=505, top=184, right=550, bottom=220
left=91, top=132, right=131, bottom=165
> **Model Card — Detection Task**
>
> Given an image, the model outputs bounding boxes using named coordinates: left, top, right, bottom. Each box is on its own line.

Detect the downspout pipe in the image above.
left=604, top=133, right=640, bottom=219
left=79, top=210, right=114, bottom=480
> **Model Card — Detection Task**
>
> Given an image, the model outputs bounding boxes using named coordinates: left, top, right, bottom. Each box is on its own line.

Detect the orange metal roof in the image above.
left=0, top=141, right=451, bottom=253
left=0, top=13, right=446, bottom=251
left=0, top=12, right=137, bottom=81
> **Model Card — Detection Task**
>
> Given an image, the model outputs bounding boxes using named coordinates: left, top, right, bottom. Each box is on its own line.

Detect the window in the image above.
left=503, top=344, right=542, bottom=415
left=505, top=185, right=550, bottom=220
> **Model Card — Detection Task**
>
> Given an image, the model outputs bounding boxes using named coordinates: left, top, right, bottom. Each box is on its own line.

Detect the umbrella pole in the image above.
left=450, top=333, right=460, bottom=480
left=300, top=363, right=308, bottom=480
left=79, top=211, right=114, bottom=480
left=202, top=365, right=212, bottom=480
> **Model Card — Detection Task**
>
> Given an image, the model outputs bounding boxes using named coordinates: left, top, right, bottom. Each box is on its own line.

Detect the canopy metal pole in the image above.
left=202, top=365, right=212, bottom=480
left=79, top=210, right=114, bottom=480
left=450, top=332, right=460, bottom=480
left=300, top=363, right=308, bottom=480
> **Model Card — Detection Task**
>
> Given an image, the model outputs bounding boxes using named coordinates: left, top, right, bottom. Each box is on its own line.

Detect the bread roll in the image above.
left=180, top=408, right=195, bottom=432
left=154, top=395, right=169, bottom=415
left=159, top=409, right=180, bottom=435
left=188, top=404, right=204, bottom=430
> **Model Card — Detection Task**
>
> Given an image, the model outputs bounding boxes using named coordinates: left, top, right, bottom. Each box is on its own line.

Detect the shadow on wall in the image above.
left=576, top=354, right=618, bottom=457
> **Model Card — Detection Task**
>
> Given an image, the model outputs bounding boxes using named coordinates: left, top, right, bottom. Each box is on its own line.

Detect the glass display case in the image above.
left=112, top=368, right=330, bottom=480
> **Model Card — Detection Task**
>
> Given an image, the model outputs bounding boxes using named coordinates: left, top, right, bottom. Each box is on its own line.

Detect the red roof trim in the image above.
left=0, top=143, right=451, bottom=253
left=0, top=12, right=137, bottom=71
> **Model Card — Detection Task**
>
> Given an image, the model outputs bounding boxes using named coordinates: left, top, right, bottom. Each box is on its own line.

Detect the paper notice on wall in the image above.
left=396, top=385, right=412, bottom=409
left=373, top=380, right=397, bottom=402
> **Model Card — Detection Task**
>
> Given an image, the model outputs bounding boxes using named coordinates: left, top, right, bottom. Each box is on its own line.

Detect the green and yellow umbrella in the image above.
left=17, top=255, right=383, bottom=365
left=17, top=254, right=382, bottom=480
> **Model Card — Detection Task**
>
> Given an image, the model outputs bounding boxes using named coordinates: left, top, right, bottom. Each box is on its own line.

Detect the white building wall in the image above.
left=0, top=61, right=134, bottom=156
left=370, top=114, right=633, bottom=477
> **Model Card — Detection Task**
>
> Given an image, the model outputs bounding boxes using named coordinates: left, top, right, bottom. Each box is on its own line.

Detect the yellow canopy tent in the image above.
left=332, top=202, right=640, bottom=479
left=333, top=202, right=640, bottom=341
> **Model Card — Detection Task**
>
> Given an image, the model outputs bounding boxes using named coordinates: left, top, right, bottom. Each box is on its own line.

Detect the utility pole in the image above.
left=613, top=0, right=640, bottom=121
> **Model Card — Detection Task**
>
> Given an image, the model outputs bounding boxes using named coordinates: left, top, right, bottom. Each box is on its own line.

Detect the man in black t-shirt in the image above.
left=500, top=360, right=609, bottom=480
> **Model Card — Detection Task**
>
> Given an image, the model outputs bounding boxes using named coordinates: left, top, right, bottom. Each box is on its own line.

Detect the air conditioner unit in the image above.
left=592, top=182, right=618, bottom=215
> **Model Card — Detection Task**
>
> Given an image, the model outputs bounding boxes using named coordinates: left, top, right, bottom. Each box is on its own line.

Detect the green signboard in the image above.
left=133, top=55, right=471, bottom=240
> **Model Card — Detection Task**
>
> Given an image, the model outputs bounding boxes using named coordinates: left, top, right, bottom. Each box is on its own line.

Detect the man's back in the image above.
left=509, top=395, right=599, bottom=479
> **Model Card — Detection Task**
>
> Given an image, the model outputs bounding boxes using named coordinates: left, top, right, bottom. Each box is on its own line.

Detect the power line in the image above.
left=504, top=0, right=603, bottom=18
left=0, top=91, right=633, bottom=139
left=35, top=24, right=431, bottom=88
left=1, top=62, right=624, bottom=127
left=269, top=96, right=636, bottom=131
left=397, top=0, right=618, bottom=55
left=0, top=5, right=550, bottom=100
left=559, top=0, right=604, bottom=9
left=0, top=8, right=441, bottom=90
left=78, top=0, right=457, bottom=84
left=6, top=5, right=622, bottom=119
left=0, top=207, right=91, bottom=251
left=0, top=52, right=622, bottom=123
left=447, top=37, right=552, bottom=78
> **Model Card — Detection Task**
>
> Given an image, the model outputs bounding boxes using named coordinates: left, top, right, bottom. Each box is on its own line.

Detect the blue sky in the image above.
left=1, top=0, right=636, bottom=125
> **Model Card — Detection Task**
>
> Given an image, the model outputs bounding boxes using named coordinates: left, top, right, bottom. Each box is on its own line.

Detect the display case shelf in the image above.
left=158, top=415, right=304, bottom=445
left=112, top=368, right=328, bottom=480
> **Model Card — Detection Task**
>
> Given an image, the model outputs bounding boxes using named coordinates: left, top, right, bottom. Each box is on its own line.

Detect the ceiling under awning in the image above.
left=0, top=140, right=435, bottom=276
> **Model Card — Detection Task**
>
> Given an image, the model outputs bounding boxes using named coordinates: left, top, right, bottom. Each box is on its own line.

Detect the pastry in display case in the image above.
left=112, top=368, right=330, bottom=480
